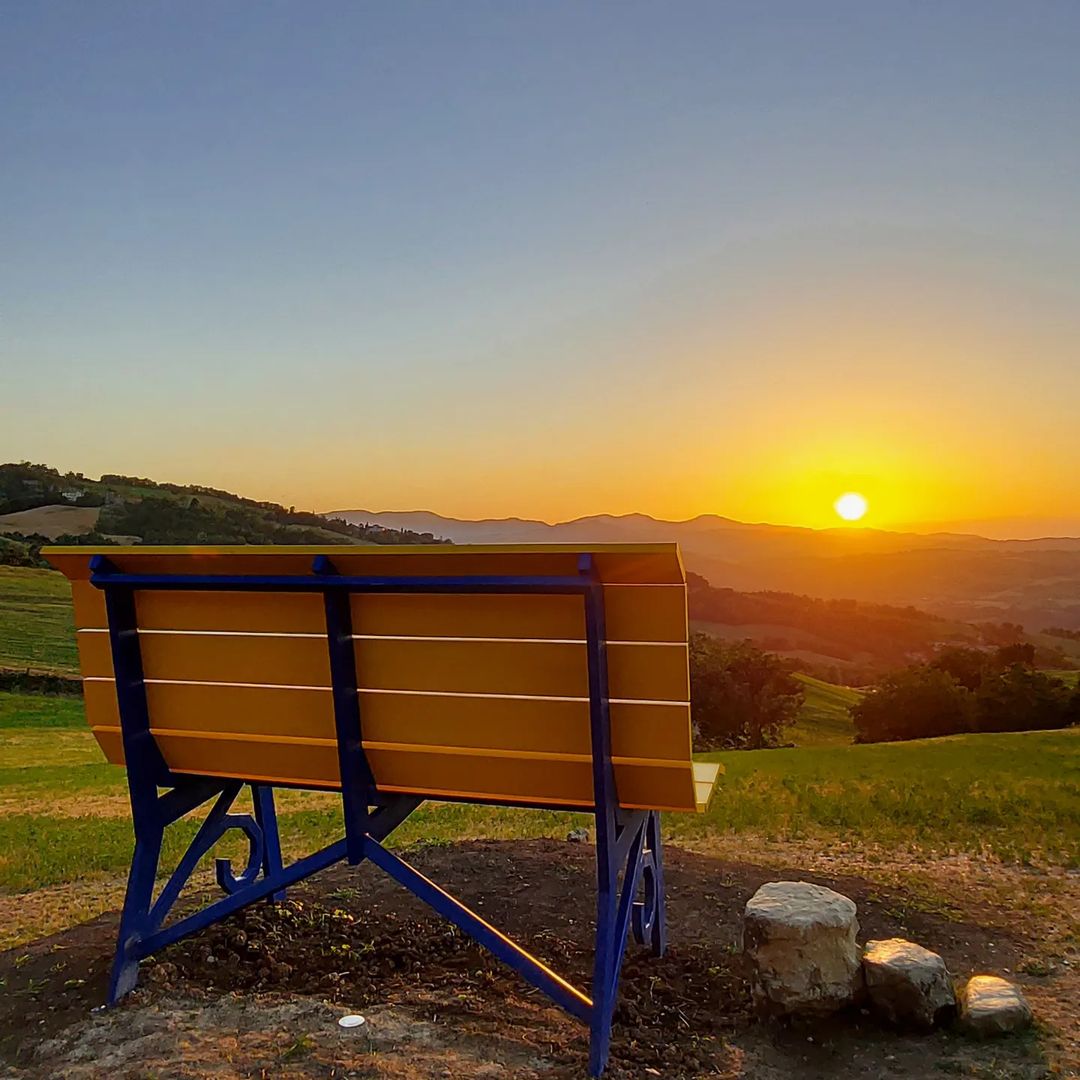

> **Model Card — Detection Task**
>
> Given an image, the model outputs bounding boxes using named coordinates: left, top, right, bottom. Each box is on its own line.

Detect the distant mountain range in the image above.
left=329, top=508, right=1080, bottom=630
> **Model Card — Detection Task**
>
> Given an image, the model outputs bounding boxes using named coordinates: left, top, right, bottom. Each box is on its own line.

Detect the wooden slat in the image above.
left=77, top=634, right=114, bottom=679
left=81, top=681, right=692, bottom=762
left=44, top=542, right=685, bottom=585
left=87, top=727, right=699, bottom=811
left=136, top=591, right=326, bottom=634
left=70, top=580, right=107, bottom=630
left=68, top=584, right=688, bottom=643
left=75, top=633, right=689, bottom=702
left=354, top=638, right=687, bottom=699
left=351, top=588, right=688, bottom=643
left=82, top=679, right=124, bottom=731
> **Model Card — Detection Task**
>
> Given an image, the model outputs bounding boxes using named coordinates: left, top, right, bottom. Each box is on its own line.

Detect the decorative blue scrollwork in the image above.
left=215, top=814, right=265, bottom=894
left=148, top=783, right=272, bottom=930
left=630, top=811, right=666, bottom=955
left=631, top=843, right=659, bottom=946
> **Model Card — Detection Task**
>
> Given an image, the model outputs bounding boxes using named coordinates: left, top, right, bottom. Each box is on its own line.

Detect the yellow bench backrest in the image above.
left=46, top=544, right=715, bottom=813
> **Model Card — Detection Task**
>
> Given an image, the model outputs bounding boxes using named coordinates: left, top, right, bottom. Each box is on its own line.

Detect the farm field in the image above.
left=0, top=566, right=79, bottom=674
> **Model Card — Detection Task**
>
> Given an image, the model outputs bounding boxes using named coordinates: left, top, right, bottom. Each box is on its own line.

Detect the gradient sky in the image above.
left=3, top=2, right=1080, bottom=534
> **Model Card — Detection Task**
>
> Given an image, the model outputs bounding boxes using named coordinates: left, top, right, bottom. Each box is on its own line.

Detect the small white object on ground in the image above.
left=862, top=938, right=955, bottom=1030
left=338, top=1014, right=366, bottom=1029
left=959, top=975, right=1032, bottom=1037
left=567, top=828, right=589, bottom=843
left=743, top=881, right=862, bottom=1016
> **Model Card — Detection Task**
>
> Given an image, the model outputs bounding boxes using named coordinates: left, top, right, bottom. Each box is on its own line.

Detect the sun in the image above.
left=834, top=492, right=868, bottom=522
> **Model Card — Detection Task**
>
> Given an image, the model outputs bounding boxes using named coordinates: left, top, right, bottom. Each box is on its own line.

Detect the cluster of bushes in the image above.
left=0, top=670, right=83, bottom=695
left=0, top=532, right=117, bottom=567
left=689, top=633, right=804, bottom=750
left=852, top=645, right=1080, bottom=743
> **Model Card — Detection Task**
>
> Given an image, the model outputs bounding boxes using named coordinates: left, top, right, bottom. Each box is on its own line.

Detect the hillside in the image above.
left=332, top=508, right=1080, bottom=631
left=687, top=572, right=1075, bottom=682
left=0, top=463, right=445, bottom=565
left=788, top=674, right=861, bottom=746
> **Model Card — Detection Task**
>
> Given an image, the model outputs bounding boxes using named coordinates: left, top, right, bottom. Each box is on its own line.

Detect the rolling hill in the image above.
left=331, top=508, right=1080, bottom=630
left=0, top=463, right=444, bottom=565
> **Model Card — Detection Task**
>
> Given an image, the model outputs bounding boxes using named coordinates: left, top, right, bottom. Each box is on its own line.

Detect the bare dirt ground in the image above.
left=0, top=840, right=1072, bottom=1079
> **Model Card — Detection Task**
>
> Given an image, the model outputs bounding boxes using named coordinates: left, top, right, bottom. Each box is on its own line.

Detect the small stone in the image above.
left=959, top=975, right=1032, bottom=1037
left=567, top=828, right=589, bottom=843
left=863, top=938, right=956, bottom=1030
left=743, top=881, right=862, bottom=1017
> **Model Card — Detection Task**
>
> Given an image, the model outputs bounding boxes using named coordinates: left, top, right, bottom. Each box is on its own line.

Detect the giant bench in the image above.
left=45, top=542, right=721, bottom=1076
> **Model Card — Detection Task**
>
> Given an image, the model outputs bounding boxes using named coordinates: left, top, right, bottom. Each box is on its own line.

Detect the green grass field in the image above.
left=0, top=566, right=78, bottom=674
left=1, top=689, right=1076, bottom=914
left=691, top=730, right=1080, bottom=866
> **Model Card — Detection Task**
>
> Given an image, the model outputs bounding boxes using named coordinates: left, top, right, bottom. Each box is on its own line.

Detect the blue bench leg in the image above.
left=589, top=811, right=668, bottom=1076
left=252, top=784, right=286, bottom=902
left=108, top=823, right=164, bottom=1003
left=589, top=807, right=619, bottom=1077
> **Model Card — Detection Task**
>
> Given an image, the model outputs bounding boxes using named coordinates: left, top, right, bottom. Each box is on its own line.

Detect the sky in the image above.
left=3, top=2, right=1080, bottom=535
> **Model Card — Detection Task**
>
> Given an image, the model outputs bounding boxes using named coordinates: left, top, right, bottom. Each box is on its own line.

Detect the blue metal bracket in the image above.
left=314, top=554, right=375, bottom=865
left=94, top=552, right=668, bottom=1076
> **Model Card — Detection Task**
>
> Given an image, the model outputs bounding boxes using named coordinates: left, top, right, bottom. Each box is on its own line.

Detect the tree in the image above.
left=689, top=634, right=803, bottom=750
left=994, top=642, right=1036, bottom=668
left=929, top=646, right=990, bottom=691
left=974, top=665, right=1078, bottom=733
left=852, top=666, right=974, bottom=743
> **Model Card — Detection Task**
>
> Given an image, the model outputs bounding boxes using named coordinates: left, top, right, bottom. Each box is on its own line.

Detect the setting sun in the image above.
left=834, top=492, right=869, bottom=522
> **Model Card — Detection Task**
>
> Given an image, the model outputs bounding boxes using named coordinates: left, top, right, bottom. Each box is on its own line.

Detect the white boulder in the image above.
left=862, top=938, right=956, bottom=1030
left=959, top=975, right=1033, bottom=1037
left=742, top=881, right=862, bottom=1016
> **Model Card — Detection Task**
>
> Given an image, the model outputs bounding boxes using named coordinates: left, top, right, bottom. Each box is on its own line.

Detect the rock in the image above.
left=742, top=881, right=862, bottom=1016
left=566, top=828, right=589, bottom=843
left=959, top=975, right=1032, bottom=1037
left=862, top=938, right=956, bottom=1030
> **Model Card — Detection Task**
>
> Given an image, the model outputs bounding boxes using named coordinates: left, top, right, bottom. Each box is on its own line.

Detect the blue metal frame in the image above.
left=90, top=552, right=668, bottom=1076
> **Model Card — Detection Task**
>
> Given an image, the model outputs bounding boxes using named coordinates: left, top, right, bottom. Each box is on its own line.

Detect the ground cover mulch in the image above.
left=0, top=839, right=1066, bottom=1078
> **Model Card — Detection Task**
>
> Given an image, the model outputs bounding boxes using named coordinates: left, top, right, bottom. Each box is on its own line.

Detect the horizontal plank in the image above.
left=81, top=680, right=692, bottom=762
left=70, top=580, right=107, bottom=631
left=69, top=585, right=687, bottom=644
left=88, top=727, right=699, bottom=811
left=44, top=542, right=685, bottom=585
left=77, top=634, right=689, bottom=702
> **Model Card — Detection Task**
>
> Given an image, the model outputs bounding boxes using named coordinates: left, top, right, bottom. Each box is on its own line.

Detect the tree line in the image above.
left=851, top=645, right=1080, bottom=743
